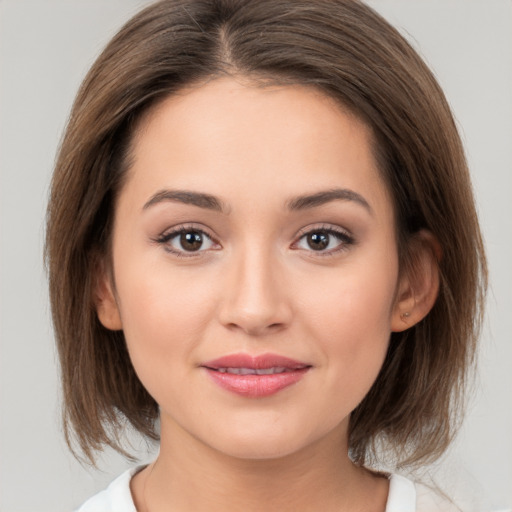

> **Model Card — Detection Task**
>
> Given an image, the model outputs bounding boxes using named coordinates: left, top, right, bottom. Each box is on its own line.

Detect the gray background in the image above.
left=1, top=1, right=511, bottom=510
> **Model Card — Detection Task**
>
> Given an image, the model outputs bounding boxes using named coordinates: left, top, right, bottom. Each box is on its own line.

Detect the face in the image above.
left=97, top=77, right=409, bottom=460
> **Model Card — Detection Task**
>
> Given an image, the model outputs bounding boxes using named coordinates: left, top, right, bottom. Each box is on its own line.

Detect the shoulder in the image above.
left=387, top=473, right=462, bottom=512
left=415, top=480, right=462, bottom=512
left=75, top=466, right=143, bottom=512
left=388, top=473, right=512, bottom=512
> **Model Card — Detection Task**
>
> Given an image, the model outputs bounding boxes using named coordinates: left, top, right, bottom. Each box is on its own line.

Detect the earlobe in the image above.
left=93, top=259, right=123, bottom=331
left=391, top=230, right=441, bottom=332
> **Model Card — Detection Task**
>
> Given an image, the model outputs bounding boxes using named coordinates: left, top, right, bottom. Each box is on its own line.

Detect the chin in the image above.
left=211, top=437, right=306, bottom=461
left=198, top=419, right=336, bottom=462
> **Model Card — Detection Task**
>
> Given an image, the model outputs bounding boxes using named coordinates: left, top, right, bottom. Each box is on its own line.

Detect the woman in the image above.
left=45, top=1, right=490, bottom=510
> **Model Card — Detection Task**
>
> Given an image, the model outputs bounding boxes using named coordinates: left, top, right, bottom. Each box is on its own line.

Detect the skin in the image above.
left=96, top=77, right=439, bottom=511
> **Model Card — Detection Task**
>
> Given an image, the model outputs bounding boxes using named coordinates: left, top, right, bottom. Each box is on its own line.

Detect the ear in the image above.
left=93, top=258, right=123, bottom=331
left=391, top=230, right=441, bottom=332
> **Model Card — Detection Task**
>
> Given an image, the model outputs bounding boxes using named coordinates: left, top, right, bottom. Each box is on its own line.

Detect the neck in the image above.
left=132, top=419, right=389, bottom=512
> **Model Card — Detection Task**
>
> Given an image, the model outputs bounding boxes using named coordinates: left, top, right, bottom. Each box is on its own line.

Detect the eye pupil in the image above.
left=307, top=231, right=329, bottom=250
left=180, top=231, right=203, bottom=251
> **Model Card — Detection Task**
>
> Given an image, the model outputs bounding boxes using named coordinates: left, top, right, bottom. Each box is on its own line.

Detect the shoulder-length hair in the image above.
left=46, top=0, right=487, bottom=467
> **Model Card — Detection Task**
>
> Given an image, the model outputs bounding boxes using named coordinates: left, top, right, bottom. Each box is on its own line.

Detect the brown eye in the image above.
left=295, top=227, right=354, bottom=255
left=156, top=228, right=216, bottom=255
left=306, top=231, right=329, bottom=251
left=180, top=231, right=204, bottom=251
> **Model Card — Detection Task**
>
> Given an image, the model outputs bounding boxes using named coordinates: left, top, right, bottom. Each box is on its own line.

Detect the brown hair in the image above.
left=46, top=0, right=487, bottom=467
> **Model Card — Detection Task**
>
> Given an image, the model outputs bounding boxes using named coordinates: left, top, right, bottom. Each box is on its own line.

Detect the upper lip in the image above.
left=202, top=353, right=310, bottom=371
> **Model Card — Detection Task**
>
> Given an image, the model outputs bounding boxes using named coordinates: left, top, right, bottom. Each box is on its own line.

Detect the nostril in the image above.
left=223, top=320, right=286, bottom=337
left=216, top=267, right=293, bottom=334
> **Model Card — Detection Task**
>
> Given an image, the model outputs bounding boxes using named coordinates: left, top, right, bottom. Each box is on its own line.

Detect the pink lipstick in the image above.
left=201, top=353, right=311, bottom=398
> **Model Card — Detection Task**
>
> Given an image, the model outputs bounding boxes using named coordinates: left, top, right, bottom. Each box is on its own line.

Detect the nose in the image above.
left=217, top=244, right=292, bottom=336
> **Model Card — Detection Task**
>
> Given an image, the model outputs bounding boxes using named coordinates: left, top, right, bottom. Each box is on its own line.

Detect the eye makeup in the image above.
left=151, top=221, right=356, bottom=260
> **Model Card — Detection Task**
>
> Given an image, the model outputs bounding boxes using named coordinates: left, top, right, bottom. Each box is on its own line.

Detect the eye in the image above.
left=155, top=227, right=218, bottom=256
left=294, top=227, right=354, bottom=254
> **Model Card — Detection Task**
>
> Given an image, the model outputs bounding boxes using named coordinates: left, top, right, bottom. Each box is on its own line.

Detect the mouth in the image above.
left=214, top=367, right=296, bottom=375
left=201, top=353, right=311, bottom=398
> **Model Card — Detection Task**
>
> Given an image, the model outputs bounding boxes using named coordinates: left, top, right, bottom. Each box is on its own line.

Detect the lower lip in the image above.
left=203, top=368, right=309, bottom=398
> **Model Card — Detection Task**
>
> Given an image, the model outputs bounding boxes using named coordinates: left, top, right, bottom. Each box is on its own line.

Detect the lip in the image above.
left=201, top=353, right=311, bottom=398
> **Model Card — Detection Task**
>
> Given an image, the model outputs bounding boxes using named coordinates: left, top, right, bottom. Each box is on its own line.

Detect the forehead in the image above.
left=124, top=77, right=392, bottom=218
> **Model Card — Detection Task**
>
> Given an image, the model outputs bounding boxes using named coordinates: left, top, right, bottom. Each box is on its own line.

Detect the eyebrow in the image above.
left=286, top=188, right=373, bottom=214
left=143, top=189, right=226, bottom=212
left=142, top=187, right=372, bottom=215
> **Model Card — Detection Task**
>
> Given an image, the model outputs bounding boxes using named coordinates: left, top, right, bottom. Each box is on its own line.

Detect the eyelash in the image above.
left=153, top=224, right=355, bottom=258
left=153, top=224, right=220, bottom=258
left=292, top=225, right=355, bottom=257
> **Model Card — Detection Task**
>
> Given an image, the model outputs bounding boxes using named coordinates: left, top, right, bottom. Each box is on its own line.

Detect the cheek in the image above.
left=296, top=254, right=398, bottom=395
left=299, top=257, right=397, bottom=337
left=113, top=262, right=218, bottom=382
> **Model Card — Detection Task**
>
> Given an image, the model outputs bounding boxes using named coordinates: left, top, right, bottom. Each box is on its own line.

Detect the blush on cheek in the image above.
left=304, top=276, right=393, bottom=396
left=120, top=277, right=212, bottom=361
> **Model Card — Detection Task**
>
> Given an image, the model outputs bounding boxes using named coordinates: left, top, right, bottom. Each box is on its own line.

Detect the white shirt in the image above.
left=76, top=467, right=509, bottom=511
